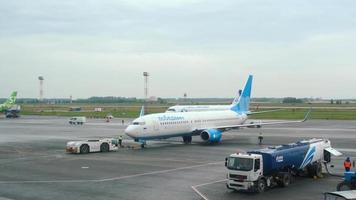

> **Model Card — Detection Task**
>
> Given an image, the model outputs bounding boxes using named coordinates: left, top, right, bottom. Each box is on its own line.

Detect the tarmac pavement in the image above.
left=0, top=116, right=355, bottom=200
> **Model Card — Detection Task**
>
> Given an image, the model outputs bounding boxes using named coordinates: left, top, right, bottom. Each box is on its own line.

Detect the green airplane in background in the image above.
left=0, top=91, right=17, bottom=112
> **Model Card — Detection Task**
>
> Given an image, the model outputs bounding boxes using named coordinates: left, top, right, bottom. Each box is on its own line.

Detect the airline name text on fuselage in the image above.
left=158, top=115, right=185, bottom=121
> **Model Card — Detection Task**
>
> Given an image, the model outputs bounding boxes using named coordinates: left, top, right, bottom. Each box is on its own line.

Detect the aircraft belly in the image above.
left=143, top=126, right=192, bottom=139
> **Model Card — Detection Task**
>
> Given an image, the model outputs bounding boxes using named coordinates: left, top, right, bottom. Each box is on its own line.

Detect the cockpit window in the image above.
left=132, top=122, right=145, bottom=125
left=167, top=109, right=176, bottom=112
left=227, top=157, right=253, bottom=171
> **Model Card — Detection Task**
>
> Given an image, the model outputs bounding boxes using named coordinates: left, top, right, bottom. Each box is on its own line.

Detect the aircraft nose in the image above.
left=124, top=125, right=137, bottom=138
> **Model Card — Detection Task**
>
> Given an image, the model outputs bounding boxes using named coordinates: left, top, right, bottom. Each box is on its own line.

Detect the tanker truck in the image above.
left=225, top=138, right=342, bottom=193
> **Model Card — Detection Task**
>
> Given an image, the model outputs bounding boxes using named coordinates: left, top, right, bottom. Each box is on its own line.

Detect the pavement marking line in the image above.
left=97, top=161, right=223, bottom=182
left=338, top=148, right=356, bottom=153
left=0, top=161, right=223, bottom=184
left=191, top=186, right=209, bottom=200
left=191, top=179, right=227, bottom=200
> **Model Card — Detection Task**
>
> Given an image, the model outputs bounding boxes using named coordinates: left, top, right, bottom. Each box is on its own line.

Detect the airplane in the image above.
left=125, top=75, right=310, bottom=147
left=165, top=90, right=242, bottom=112
left=0, top=91, right=17, bottom=112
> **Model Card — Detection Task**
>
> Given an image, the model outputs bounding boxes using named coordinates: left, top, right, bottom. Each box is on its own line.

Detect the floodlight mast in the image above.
left=38, top=76, right=44, bottom=101
left=143, top=72, right=149, bottom=114
left=143, top=72, right=149, bottom=100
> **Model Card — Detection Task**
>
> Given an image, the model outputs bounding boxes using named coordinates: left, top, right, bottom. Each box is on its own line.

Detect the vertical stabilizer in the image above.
left=231, top=75, right=253, bottom=113
left=5, top=91, right=17, bottom=105
left=231, top=89, right=242, bottom=105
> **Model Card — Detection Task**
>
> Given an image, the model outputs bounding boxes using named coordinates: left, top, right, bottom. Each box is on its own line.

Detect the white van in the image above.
left=69, top=117, right=86, bottom=125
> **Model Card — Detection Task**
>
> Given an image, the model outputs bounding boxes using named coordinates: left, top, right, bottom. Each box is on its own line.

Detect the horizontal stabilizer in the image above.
left=247, top=108, right=285, bottom=115
left=206, top=108, right=311, bottom=130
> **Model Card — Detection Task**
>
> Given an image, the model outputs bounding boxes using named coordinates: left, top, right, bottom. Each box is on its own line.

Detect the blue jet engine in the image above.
left=200, top=129, right=222, bottom=143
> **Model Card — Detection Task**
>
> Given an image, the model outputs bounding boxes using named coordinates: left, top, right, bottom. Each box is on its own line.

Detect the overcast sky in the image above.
left=1, top=0, right=355, bottom=99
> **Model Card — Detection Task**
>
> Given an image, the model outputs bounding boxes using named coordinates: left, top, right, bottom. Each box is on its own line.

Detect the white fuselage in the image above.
left=166, top=105, right=232, bottom=113
left=125, top=110, right=247, bottom=140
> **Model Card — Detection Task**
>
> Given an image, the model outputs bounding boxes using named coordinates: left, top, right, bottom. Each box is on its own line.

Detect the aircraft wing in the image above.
left=202, top=109, right=311, bottom=130
left=247, top=108, right=285, bottom=115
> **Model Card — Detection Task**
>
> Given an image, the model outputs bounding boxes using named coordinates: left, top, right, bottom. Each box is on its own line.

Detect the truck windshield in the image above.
left=227, top=157, right=253, bottom=171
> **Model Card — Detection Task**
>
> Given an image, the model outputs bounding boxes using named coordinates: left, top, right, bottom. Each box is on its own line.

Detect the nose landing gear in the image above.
left=140, top=140, right=147, bottom=148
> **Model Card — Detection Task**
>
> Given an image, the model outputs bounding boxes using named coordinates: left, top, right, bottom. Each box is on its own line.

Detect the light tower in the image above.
left=143, top=72, right=149, bottom=114
left=38, top=76, right=44, bottom=101
left=143, top=72, right=149, bottom=100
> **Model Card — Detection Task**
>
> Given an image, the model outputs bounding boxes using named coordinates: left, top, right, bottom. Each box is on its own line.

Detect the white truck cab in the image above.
left=226, top=153, right=264, bottom=192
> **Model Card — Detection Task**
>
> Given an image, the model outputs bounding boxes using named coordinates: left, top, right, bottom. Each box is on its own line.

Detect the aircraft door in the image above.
left=153, top=120, right=159, bottom=131
left=253, top=158, right=262, bottom=181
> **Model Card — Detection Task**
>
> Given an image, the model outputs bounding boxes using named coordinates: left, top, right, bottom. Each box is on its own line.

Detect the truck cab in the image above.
left=226, top=153, right=264, bottom=192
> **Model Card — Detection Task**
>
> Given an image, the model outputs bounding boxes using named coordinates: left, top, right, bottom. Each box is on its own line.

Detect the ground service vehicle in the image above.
left=337, top=172, right=356, bottom=191
left=66, top=138, right=119, bottom=154
left=225, top=138, right=341, bottom=193
left=69, top=117, right=86, bottom=125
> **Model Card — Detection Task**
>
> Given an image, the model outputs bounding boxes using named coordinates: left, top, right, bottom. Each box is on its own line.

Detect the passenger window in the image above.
left=254, top=159, right=260, bottom=172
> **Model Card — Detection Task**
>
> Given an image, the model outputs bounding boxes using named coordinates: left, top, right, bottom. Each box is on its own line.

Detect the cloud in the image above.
left=0, top=0, right=356, bottom=98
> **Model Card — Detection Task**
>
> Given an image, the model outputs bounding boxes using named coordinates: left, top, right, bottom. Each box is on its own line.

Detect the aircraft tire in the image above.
left=100, top=143, right=109, bottom=152
left=183, top=136, right=192, bottom=144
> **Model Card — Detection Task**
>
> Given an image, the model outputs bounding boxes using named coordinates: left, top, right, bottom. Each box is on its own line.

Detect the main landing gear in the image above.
left=182, top=136, right=192, bottom=144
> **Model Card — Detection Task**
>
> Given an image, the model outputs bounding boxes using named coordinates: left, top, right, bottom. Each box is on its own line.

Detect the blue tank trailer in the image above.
left=225, top=138, right=341, bottom=192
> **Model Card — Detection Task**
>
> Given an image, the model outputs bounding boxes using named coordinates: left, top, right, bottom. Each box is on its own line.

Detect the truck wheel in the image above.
left=80, top=144, right=90, bottom=154
left=316, top=162, right=323, bottom=178
left=307, top=164, right=317, bottom=178
left=337, top=181, right=352, bottom=191
left=100, top=143, right=109, bottom=152
left=281, top=173, right=291, bottom=187
left=256, top=179, right=267, bottom=193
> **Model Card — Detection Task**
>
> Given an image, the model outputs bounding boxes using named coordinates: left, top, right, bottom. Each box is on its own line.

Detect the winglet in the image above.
left=302, top=108, right=312, bottom=122
left=231, top=75, right=253, bottom=113
left=139, top=106, right=145, bottom=117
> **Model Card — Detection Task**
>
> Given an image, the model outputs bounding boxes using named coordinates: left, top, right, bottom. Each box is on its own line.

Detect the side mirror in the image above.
left=225, top=157, right=228, bottom=167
